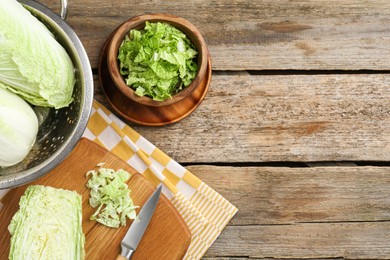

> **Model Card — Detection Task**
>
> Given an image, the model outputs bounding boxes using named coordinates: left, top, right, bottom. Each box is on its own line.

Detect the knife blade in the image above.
left=117, top=185, right=162, bottom=260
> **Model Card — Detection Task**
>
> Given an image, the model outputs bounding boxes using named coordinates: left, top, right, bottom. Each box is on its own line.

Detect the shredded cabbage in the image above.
left=86, top=167, right=138, bottom=228
left=0, top=0, right=75, bottom=108
left=8, top=185, right=85, bottom=260
left=118, top=21, right=198, bottom=101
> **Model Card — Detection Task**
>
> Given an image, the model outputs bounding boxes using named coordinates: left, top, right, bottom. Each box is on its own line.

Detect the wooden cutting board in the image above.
left=0, top=138, right=191, bottom=260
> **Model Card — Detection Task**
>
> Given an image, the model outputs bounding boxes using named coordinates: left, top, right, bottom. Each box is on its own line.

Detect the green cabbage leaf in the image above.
left=8, top=185, right=85, bottom=260
left=118, top=21, right=198, bottom=101
left=0, top=0, right=75, bottom=108
left=86, top=167, right=138, bottom=228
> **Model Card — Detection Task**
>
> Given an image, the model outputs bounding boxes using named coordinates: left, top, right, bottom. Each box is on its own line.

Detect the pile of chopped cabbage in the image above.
left=118, top=21, right=198, bottom=101
left=86, top=167, right=138, bottom=228
left=8, top=185, right=85, bottom=260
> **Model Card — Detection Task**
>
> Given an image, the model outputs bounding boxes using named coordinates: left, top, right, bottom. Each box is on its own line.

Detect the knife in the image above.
left=116, top=185, right=162, bottom=260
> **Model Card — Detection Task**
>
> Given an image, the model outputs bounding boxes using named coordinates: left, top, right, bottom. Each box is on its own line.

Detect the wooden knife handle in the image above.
left=116, top=247, right=134, bottom=259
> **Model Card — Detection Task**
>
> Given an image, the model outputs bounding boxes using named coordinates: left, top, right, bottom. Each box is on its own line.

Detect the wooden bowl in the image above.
left=107, top=14, right=208, bottom=107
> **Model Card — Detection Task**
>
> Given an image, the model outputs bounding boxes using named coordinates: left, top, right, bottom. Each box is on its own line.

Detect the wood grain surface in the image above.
left=188, top=165, right=390, bottom=259
left=37, top=0, right=390, bottom=70
left=0, top=139, right=190, bottom=260
left=207, top=223, right=390, bottom=259
left=188, top=165, right=390, bottom=225
left=94, top=72, right=390, bottom=163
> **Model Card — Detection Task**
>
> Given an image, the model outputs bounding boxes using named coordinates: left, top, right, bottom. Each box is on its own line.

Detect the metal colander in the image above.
left=0, top=0, right=93, bottom=189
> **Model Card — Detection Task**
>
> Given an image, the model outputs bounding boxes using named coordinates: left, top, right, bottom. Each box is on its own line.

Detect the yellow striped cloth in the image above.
left=84, top=100, right=237, bottom=259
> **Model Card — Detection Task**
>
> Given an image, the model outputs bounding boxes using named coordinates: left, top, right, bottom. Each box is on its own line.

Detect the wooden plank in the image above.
left=203, top=258, right=263, bottom=260
left=306, top=162, right=358, bottom=167
left=94, top=72, right=390, bottom=162
left=204, top=257, right=343, bottom=259
left=36, top=0, right=390, bottom=70
left=205, top=223, right=390, bottom=259
left=187, top=165, right=390, bottom=225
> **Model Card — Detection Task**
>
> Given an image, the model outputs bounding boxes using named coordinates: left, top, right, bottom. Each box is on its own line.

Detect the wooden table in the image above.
left=42, top=0, right=390, bottom=258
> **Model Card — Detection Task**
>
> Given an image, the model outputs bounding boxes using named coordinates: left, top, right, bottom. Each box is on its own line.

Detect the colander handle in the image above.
left=60, top=0, right=68, bottom=20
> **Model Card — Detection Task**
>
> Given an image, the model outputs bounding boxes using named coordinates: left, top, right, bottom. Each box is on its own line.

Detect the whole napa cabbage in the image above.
left=0, top=86, right=38, bottom=167
left=0, top=0, right=75, bottom=109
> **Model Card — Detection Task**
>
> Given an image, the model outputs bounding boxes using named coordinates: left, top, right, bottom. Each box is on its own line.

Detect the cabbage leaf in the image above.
left=8, top=185, right=85, bottom=260
left=0, top=0, right=75, bottom=109
left=118, top=21, right=198, bottom=101
left=86, top=167, right=138, bottom=228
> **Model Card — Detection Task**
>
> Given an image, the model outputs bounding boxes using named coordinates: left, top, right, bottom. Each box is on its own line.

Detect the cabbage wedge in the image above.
left=0, top=0, right=75, bottom=109
left=8, top=185, right=85, bottom=260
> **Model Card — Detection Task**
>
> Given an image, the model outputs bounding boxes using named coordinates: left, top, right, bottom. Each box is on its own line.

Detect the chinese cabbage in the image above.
left=86, top=167, right=138, bottom=228
left=0, top=86, right=38, bottom=167
left=0, top=0, right=75, bottom=109
left=118, top=21, right=198, bottom=101
left=8, top=185, right=85, bottom=260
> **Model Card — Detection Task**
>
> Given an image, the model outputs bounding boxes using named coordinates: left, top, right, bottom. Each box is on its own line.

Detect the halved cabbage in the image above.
left=8, top=185, right=85, bottom=260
